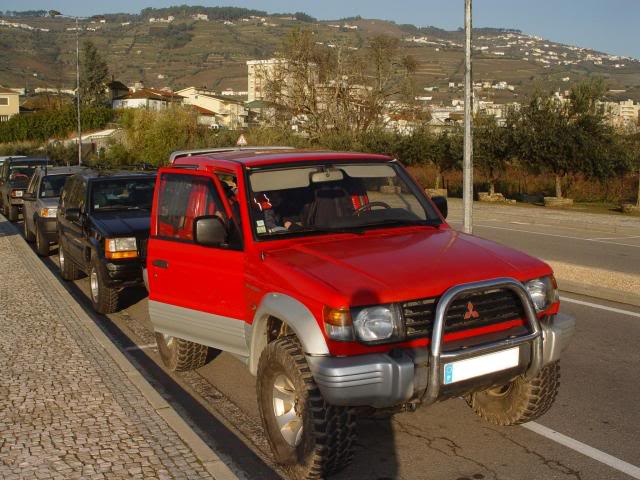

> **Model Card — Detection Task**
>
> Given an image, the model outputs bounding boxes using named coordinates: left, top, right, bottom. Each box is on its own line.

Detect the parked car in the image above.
left=0, top=157, right=49, bottom=221
left=56, top=169, right=156, bottom=313
left=22, top=166, right=85, bottom=256
left=0, top=155, right=26, bottom=170
left=146, top=148, right=576, bottom=478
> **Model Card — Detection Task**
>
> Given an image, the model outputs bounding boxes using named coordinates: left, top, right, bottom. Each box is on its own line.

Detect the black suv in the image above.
left=57, top=170, right=156, bottom=313
left=23, top=166, right=85, bottom=256
left=0, top=157, right=49, bottom=221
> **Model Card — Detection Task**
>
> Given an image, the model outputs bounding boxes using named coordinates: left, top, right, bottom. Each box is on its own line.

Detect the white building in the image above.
left=176, top=87, right=248, bottom=129
left=247, top=59, right=289, bottom=102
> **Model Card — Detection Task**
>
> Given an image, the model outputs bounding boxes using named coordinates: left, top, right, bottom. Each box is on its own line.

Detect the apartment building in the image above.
left=0, top=87, right=20, bottom=122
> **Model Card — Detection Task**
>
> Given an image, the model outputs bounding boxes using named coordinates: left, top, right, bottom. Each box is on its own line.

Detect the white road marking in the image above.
left=560, top=296, right=640, bottom=318
left=589, top=234, right=640, bottom=241
left=476, top=224, right=640, bottom=249
left=523, top=422, right=640, bottom=479
left=124, top=343, right=157, bottom=351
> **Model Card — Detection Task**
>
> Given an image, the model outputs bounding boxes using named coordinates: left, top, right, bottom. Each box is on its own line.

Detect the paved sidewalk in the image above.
left=0, top=218, right=228, bottom=480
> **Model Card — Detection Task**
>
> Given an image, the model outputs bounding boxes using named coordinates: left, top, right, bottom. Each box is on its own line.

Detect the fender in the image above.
left=246, top=293, right=329, bottom=375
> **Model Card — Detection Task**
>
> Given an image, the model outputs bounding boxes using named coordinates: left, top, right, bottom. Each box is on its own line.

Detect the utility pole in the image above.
left=462, top=0, right=473, bottom=234
left=75, top=16, right=82, bottom=166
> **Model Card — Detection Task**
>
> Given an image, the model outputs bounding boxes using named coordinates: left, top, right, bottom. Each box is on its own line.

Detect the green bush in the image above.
left=0, top=105, right=113, bottom=143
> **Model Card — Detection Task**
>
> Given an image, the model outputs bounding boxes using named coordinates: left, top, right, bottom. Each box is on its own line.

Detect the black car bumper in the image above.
left=98, top=257, right=145, bottom=289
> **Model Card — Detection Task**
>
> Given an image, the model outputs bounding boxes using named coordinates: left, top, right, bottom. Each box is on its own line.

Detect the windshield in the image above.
left=90, top=178, right=155, bottom=211
left=247, top=162, right=441, bottom=238
left=9, top=165, right=40, bottom=186
left=40, top=174, right=71, bottom=198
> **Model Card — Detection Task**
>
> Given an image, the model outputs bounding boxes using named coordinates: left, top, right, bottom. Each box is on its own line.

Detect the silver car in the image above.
left=22, top=166, right=83, bottom=256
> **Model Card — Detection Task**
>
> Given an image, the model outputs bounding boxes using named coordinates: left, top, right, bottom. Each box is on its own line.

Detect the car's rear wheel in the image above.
left=257, top=336, right=356, bottom=480
left=58, top=242, right=81, bottom=281
left=155, top=332, right=208, bottom=371
left=35, top=223, right=50, bottom=256
left=467, top=361, right=560, bottom=425
left=89, top=259, right=120, bottom=314
left=24, top=218, right=35, bottom=242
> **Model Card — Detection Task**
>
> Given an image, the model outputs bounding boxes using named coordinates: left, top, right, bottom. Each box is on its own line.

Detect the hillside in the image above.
left=1, top=7, right=640, bottom=102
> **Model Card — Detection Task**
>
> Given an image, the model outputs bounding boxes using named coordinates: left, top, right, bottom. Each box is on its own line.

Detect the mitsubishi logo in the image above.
left=464, top=301, right=480, bottom=320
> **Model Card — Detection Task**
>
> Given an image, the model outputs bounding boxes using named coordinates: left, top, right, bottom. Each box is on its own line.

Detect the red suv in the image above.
left=147, top=148, right=575, bottom=479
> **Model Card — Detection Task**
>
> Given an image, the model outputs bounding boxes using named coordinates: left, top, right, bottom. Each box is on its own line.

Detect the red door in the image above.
left=148, top=169, right=248, bottom=355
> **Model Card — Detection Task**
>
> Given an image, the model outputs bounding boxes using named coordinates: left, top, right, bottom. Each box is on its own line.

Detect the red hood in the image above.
left=263, top=227, right=552, bottom=307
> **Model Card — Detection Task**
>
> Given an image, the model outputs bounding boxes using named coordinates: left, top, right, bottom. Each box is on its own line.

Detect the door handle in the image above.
left=152, top=259, right=169, bottom=269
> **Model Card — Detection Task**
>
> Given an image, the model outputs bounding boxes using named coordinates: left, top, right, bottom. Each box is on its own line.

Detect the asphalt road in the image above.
left=12, top=215, right=640, bottom=480
left=446, top=202, right=640, bottom=276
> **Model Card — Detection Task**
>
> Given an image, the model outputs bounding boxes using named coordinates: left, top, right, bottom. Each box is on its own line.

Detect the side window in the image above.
left=156, top=174, right=227, bottom=243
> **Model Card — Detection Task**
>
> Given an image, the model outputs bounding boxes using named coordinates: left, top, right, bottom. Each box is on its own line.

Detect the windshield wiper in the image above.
left=284, top=225, right=366, bottom=235
left=360, top=218, right=441, bottom=229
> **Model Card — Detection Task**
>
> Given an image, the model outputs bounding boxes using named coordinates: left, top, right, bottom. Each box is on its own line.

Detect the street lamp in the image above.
left=49, top=10, right=83, bottom=166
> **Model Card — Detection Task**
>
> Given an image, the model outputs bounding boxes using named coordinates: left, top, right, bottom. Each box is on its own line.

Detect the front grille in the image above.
left=401, top=288, right=525, bottom=339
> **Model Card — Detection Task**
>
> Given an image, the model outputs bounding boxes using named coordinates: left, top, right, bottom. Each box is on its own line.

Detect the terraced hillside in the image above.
left=1, top=11, right=639, bottom=102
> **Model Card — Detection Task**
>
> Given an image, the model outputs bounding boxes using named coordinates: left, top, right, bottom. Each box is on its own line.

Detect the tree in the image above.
left=512, top=79, right=611, bottom=199
left=474, top=115, right=510, bottom=195
left=429, top=129, right=463, bottom=190
left=81, top=41, right=109, bottom=105
left=262, top=29, right=417, bottom=140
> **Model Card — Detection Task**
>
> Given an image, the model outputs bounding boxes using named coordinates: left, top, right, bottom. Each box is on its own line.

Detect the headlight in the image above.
left=39, top=207, right=57, bottom=218
left=352, top=305, right=399, bottom=343
left=524, top=276, right=558, bottom=312
left=105, top=237, right=138, bottom=259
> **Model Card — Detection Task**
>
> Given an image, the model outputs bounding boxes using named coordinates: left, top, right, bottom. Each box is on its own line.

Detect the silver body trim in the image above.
left=541, top=312, right=575, bottom=364
left=247, top=293, right=329, bottom=375
left=149, top=300, right=249, bottom=357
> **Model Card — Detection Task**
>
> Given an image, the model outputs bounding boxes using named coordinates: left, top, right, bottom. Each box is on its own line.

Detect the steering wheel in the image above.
left=353, top=201, right=392, bottom=215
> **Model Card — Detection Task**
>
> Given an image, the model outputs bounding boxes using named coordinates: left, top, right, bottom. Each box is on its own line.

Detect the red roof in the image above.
left=191, top=105, right=217, bottom=116
left=173, top=150, right=394, bottom=169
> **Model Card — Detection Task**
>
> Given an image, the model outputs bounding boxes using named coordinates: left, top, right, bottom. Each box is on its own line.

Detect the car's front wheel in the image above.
left=257, top=336, right=356, bottom=480
left=467, top=361, right=560, bottom=425
left=24, top=217, right=35, bottom=242
left=35, top=223, right=49, bottom=256
left=89, top=258, right=120, bottom=314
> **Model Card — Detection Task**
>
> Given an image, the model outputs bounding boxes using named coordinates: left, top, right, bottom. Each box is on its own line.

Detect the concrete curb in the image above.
left=557, top=278, right=640, bottom=308
left=2, top=216, right=239, bottom=480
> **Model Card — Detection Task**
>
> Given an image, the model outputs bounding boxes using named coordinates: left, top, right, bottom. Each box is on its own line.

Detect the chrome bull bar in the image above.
left=421, top=277, right=543, bottom=406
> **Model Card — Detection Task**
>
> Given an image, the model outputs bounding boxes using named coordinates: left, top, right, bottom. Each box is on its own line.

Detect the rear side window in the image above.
left=156, top=173, right=227, bottom=242
left=40, top=175, right=70, bottom=198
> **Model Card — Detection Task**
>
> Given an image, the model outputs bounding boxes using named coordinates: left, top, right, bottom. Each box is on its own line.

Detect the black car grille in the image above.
left=401, top=288, right=526, bottom=339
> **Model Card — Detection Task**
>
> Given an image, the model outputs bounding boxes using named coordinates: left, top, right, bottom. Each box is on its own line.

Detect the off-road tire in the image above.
left=257, top=336, right=356, bottom=480
left=58, top=242, right=82, bottom=281
left=8, top=204, right=19, bottom=222
left=90, top=259, right=120, bottom=314
left=35, top=224, right=49, bottom=256
left=467, top=361, right=560, bottom=426
left=155, top=332, right=208, bottom=372
left=24, top=218, right=35, bottom=242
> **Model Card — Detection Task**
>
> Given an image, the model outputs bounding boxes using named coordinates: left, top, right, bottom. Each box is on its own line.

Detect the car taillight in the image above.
left=10, top=189, right=23, bottom=198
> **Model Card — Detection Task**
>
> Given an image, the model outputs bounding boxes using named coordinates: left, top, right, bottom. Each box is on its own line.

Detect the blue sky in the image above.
left=3, top=0, right=639, bottom=58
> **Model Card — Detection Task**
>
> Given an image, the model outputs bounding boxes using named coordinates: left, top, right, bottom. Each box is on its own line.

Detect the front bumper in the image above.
left=97, top=257, right=145, bottom=289
left=9, top=198, right=23, bottom=206
left=307, top=279, right=576, bottom=409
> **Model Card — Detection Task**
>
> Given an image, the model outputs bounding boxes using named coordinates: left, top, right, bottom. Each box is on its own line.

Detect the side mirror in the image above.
left=65, top=208, right=80, bottom=222
left=194, top=215, right=227, bottom=247
left=22, top=192, right=35, bottom=201
left=431, top=196, right=448, bottom=219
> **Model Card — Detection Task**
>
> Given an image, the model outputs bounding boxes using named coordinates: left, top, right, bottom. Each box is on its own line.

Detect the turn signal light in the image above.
left=105, top=250, right=138, bottom=260
left=323, top=307, right=354, bottom=341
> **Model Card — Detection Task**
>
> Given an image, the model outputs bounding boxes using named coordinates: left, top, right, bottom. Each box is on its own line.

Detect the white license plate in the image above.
left=443, top=347, right=520, bottom=385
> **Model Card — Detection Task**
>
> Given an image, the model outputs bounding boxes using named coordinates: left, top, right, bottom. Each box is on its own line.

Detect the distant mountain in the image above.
left=1, top=7, right=639, bottom=102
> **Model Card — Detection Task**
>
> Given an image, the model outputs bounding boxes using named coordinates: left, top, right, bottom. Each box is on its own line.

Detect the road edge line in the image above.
left=523, top=422, right=640, bottom=479
left=2, top=216, right=240, bottom=480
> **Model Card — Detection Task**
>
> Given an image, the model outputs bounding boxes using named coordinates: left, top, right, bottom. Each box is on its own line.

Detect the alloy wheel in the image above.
left=272, top=373, right=303, bottom=447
